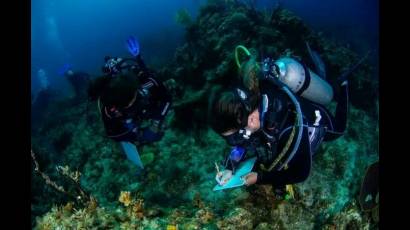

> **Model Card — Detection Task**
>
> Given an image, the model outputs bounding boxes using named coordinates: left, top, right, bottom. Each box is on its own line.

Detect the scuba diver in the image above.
left=32, top=68, right=56, bottom=124
left=88, top=37, right=172, bottom=148
left=209, top=44, right=368, bottom=199
left=64, top=67, right=91, bottom=102
left=59, top=64, right=91, bottom=102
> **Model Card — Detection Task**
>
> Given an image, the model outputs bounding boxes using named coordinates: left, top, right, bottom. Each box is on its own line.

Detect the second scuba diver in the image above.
left=209, top=44, right=367, bottom=199
left=59, top=64, right=91, bottom=103
left=88, top=37, right=172, bottom=146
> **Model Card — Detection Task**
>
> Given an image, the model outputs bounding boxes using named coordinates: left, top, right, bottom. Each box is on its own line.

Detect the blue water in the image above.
left=31, top=0, right=204, bottom=95
left=280, top=0, right=379, bottom=58
left=31, top=0, right=378, bottom=95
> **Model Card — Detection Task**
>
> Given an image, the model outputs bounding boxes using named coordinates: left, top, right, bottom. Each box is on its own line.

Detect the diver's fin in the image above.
left=121, top=141, right=144, bottom=169
left=337, top=50, right=372, bottom=84
left=306, top=42, right=326, bottom=79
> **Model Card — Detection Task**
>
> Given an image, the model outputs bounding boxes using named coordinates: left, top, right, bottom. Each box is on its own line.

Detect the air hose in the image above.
left=276, top=85, right=303, bottom=170
left=235, top=45, right=251, bottom=69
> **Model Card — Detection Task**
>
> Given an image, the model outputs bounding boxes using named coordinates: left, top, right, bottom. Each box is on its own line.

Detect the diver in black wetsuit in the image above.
left=65, top=70, right=91, bottom=101
left=88, top=54, right=172, bottom=145
left=209, top=45, right=361, bottom=199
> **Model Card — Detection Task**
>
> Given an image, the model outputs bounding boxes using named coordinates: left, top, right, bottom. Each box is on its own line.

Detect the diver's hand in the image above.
left=216, top=170, right=232, bottom=186
left=242, top=172, right=258, bottom=186
left=126, top=36, right=140, bottom=57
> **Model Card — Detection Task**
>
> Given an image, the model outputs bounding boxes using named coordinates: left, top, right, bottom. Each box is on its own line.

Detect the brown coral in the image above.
left=118, top=191, right=132, bottom=207
left=195, top=208, right=214, bottom=224
left=217, top=208, right=253, bottom=230
left=86, top=196, right=98, bottom=212
left=118, top=191, right=145, bottom=220
left=169, top=209, right=187, bottom=225
left=193, top=192, right=205, bottom=209
left=132, top=199, right=144, bottom=219
left=63, top=202, right=73, bottom=214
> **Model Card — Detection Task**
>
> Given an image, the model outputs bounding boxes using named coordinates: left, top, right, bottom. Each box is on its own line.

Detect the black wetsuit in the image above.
left=99, top=56, right=172, bottom=144
left=225, top=78, right=348, bottom=188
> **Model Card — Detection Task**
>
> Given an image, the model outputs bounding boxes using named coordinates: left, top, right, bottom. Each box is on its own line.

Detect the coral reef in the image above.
left=32, top=1, right=378, bottom=229
left=176, top=8, right=193, bottom=27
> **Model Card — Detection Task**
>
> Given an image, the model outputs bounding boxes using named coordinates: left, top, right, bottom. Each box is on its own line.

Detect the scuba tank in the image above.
left=235, top=45, right=334, bottom=106
left=273, top=57, right=333, bottom=105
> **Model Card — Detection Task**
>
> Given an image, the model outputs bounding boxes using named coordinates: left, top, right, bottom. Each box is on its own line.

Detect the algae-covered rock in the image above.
left=330, top=202, right=371, bottom=230
left=35, top=203, right=117, bottom=230
left=217, top=207, right=253, bottom=230
left=141, top=152, right=155, bottom=165
left=255, top=222, right=274, bottom=230
left=270, top=202, right=315, bottom=230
